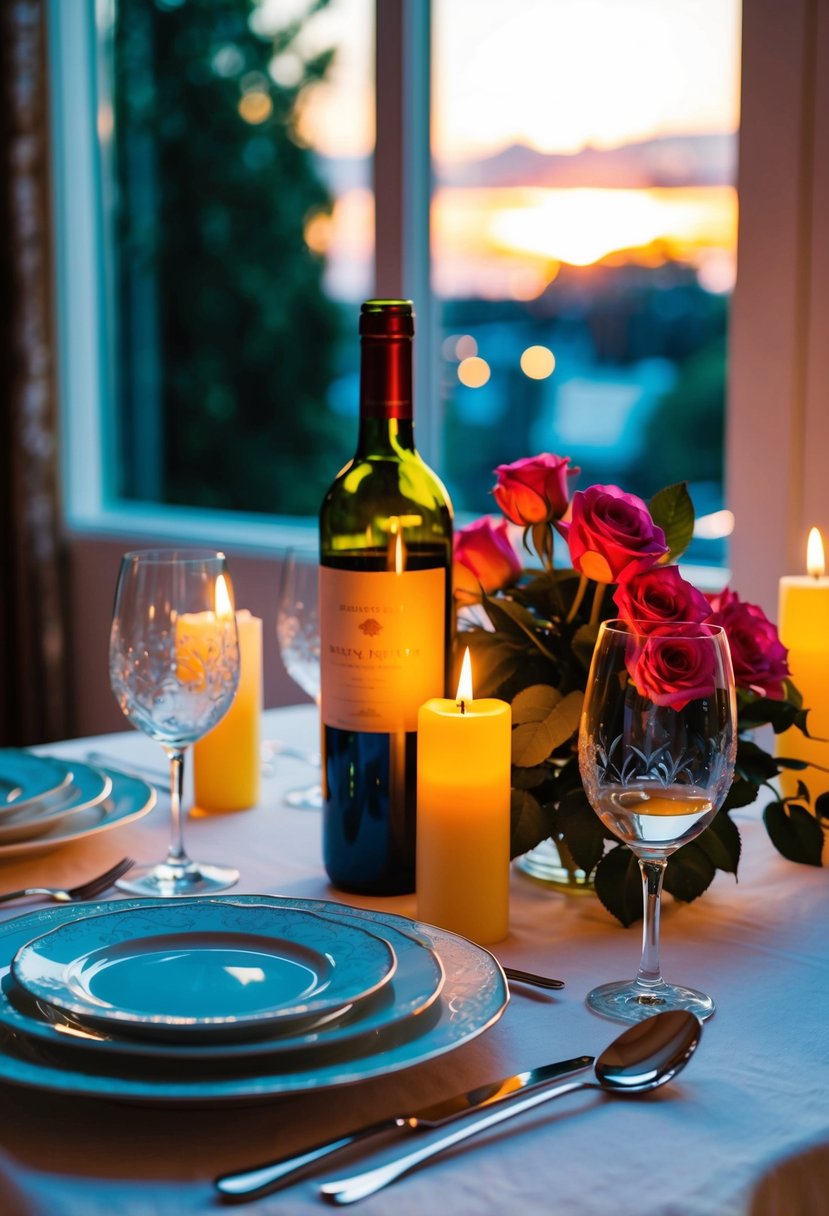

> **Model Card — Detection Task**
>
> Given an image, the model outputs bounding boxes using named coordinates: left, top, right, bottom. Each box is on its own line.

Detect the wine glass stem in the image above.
left=636, top=857, right=667, bottom=987
left=164, top=747, right=189, bottom=867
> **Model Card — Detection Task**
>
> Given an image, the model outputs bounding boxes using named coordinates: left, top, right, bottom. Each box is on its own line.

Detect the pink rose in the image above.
left=493, top=453, right=579, bottom=526
left=706, top=588, right=790, bottom=699
left=557, top=484, right=668, bottom=584
left=613, top=567, right=711, bottom=632
left=453, top=516, right=521, bottom=598
left=627, top=628, right=717, bottom=711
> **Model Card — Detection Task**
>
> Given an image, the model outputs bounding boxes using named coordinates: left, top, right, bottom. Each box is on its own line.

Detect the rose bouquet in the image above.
left=454, top=454, right=826, bottom=925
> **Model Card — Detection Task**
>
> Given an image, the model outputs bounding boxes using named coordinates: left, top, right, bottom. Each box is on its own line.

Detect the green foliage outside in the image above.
left=113, top=0, right=346, bottom=515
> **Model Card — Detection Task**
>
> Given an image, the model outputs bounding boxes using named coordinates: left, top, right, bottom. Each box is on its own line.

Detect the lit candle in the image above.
left=193, top=610, right=263, bottom=813
left=416, top=649, right=511, bottom=944
left=777, top=527, right=829, bottom=802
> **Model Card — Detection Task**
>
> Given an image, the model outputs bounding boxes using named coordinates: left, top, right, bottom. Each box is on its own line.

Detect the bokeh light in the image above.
left=458, top=356, right=491, bottom=388
left=239, top=91, right=273, bottom=124
left=520, top=345, right=556, bottom=379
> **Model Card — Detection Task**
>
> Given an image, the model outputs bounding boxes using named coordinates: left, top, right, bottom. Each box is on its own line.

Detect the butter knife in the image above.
left=215, top=1054, right=592, bottom=1202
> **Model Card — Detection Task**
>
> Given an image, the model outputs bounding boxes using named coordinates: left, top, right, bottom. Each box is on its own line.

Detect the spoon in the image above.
left=320, top=1009, right=703, bottom=1205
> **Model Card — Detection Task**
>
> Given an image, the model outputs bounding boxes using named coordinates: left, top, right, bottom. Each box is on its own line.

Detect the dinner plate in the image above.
left=0, top=751, right=73, bottom=820
left=0, top=895, right=509, bottom=1105
left=0, top=762, right=112, bottom=845
left=0, top=902, right=444, bottom=1066
left=13, top=902, right=396, bottom=1042
left=0, top=768, right=155, bottom=861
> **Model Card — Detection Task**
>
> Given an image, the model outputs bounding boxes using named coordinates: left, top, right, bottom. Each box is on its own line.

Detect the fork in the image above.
left=502, top=967, right=565, bottom=991
left=0, top=858, right=135, bottom=905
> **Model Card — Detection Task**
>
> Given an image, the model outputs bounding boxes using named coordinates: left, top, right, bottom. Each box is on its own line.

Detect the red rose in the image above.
left=493, top=453, right=579, bottom=526
left=558, top=484, right=668, bottom=584
left=706, top=588, right=790, bottom=698
left=614, top=567, right=711, bottom=632
left=628, top=629, right=717, bottom=711
left=453, top=516, right=521, bottom=599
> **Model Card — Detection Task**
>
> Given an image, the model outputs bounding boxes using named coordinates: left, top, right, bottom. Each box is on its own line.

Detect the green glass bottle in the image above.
left=319, top=300, right=453, bottom=894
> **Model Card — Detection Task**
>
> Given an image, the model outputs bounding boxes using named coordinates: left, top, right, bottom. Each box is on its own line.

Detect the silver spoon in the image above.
left=320, top=1009, right=703, bottom=1206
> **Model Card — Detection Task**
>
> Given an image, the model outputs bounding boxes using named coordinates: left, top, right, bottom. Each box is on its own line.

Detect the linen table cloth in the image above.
left=0, top=705, right=825, bottom=1215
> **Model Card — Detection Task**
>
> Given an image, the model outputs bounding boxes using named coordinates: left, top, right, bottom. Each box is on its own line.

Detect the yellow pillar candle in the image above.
left=194, top=610, right=263, bottom=813
left=777, top=528, right=829, bottom=802
left=416, top=649, right=511, bottom=945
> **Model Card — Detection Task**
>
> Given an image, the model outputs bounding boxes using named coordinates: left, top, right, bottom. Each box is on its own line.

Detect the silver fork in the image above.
left=0, top=858, right=135, bottom=905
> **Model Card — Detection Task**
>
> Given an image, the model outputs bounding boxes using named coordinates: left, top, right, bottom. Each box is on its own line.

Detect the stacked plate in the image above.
left=0, top=895, right=510, bottom=1105
left=0, top=751, right=155, bottom=859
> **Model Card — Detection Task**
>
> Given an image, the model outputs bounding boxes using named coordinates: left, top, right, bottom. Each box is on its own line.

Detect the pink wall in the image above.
left=67, top=537, right=309, bottom=739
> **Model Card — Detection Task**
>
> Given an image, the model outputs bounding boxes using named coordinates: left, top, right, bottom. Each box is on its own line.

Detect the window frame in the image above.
left=48, top=0, right=829, bottom=612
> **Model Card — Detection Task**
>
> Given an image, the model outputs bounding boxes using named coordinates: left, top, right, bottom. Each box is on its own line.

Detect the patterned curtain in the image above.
left=0, top=0, right=71, bottom=745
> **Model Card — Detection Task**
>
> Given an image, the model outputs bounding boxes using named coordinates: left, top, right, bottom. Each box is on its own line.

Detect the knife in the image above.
left=215, top=1054, right=593, bottom=1203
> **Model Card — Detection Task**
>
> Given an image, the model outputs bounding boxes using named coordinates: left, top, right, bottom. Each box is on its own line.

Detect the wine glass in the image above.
left=578, top=618, right=737, bottom=1023
left=109, top=549, right=240, bottom=896
left=276, top=550, right=322, bottom=809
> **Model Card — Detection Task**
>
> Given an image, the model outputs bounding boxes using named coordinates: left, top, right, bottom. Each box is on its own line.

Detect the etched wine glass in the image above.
left=579, top=619, right=737, bottom=1023
left=109, top=549, right=240, bottom=896
left=276, top=550, right=322, bottom=809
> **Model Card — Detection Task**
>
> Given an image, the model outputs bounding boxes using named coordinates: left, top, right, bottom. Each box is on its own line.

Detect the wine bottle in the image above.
left=319, top=300, right=453, bottom=894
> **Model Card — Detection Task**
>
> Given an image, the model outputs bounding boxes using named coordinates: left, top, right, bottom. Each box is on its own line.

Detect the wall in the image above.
left=67, top=537, right=309, bottom=739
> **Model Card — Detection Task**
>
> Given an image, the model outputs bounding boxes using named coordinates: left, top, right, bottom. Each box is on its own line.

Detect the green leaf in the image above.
left=735, top=738, right=780, bottom=785
left=482, top=594, right=557, bottom=661
left=460, top=630, right=526, bottom=695
left=763, top=800, right=824, bottom=865
left=737, top=691, right=809, bottom=735
left=594, top=845, right=642, bottom=926
left=511, top=766, right=549, bottom=790
left=512, top=691, right=584, bottom=767
left=571, top=623, right=599, bottom=672
left=555, top=788, right=606, bottom=875
left=511, top=684, right=562, bottom=725
left=664, top=844, right=716, bottom=902
left=694, top=809, right=741, bottom=875
left=648, top=482, right=695, bottom=561
left=509, top=789, right=554, bottom=859
left=721, top=775, right=759, bottom=812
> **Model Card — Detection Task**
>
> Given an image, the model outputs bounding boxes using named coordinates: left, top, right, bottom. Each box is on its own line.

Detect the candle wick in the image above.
left=458, top=699, right=466, bottom=715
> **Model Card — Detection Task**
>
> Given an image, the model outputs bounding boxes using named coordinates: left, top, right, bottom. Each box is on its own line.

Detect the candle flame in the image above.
left=807, top=527, right=825, bottom=578
left=456, top=646, right=474, bottom=704
left=214, top=573, right=234, bottom=618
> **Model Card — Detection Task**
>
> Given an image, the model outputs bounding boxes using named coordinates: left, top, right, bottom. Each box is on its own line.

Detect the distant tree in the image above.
left=114, top=0, right=345, bottom=514
left=629, top=335, right=726, bottom=498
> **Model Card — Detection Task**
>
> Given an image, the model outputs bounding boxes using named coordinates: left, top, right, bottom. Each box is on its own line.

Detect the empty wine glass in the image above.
left=276, top=550, right=322, bottom=809
left=109, top=549, right=240, bottom=896
left=579, top=619, right=737, bottom=1023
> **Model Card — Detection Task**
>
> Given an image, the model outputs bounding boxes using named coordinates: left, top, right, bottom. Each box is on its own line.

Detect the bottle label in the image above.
left=320, top=567, right=446, bottom=732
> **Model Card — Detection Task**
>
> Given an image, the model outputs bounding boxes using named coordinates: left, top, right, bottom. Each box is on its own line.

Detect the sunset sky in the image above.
left=264, top=0, right=741, bottom=296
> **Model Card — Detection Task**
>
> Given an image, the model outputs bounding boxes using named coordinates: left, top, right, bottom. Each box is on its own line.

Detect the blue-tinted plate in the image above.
left=0, top=751, right=72, bottom=819
left=0, top=762, right=112, bottom=845
left=0, top=768, right=155, bottom=862
left=13, top=901, right=396, bottom=1041
left=0, top=895, right=508, bottom=1105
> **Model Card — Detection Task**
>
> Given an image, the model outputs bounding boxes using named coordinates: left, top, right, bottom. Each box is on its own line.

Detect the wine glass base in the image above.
left=284, top=784, right=323, bottom=810
left=586, top=979, right=715, bottom=1025
left=116, top=858, right=240, bottom=898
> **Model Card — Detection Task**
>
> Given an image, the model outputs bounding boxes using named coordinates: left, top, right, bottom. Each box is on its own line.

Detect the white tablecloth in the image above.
left=0, top=705, right=827, bottom=1216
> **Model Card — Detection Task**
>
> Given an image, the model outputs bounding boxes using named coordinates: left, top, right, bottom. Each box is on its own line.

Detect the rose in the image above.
left=557, top=484, right=668, bottom=584
left=627, top=628, right=717, bottom=710
left=453, top=516, right=522, bottom=600
left=614, top=566, right=711, bottom=632
left=706, top=588, right=790, bottom=699
left=493, top=453, right=579, bottom=526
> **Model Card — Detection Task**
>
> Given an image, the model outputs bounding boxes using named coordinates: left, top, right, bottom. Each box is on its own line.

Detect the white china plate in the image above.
left=0, top=762, right=112, bottom=845
left=0, top=895, right=509, bottom=1105
left=0, top=752, right=73, bottom=820
left=13, top=902, right=396, bottom=1041
left=0, top=901, right=444, bottom=1065
left=0, top=768, right=155, bottom=861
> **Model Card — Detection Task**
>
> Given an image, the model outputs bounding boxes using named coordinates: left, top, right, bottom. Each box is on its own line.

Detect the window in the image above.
left=432, top=0, right=741, bottom=569
left=49, top=1, right=829, bottom=613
